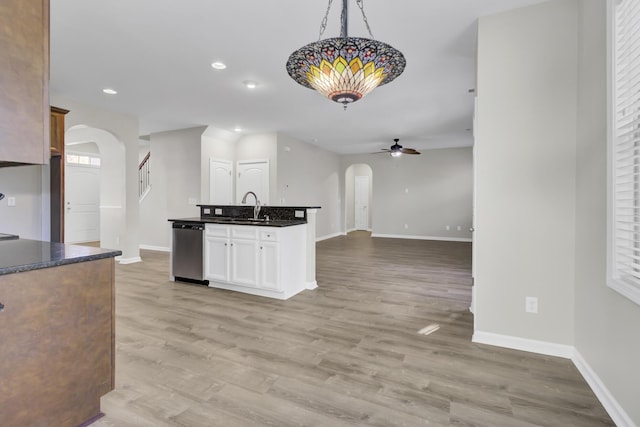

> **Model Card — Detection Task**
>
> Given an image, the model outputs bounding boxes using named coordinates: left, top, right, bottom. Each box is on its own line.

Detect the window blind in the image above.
left=610, top=0, right=640, bottom=305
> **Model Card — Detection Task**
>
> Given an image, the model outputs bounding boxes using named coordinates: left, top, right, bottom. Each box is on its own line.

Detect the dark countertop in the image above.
left=0, top=239, right=122, bottom=276
left=168, top=217, right=307, bottom=227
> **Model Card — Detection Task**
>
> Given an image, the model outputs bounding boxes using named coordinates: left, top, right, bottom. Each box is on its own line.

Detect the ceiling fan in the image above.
left=377, top=139, right=420, bottom=157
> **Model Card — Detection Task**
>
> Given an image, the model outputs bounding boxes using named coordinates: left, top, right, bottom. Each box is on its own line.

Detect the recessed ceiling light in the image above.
left=243, top=80, right=258, bottom=89
left=211, top=61, right=227, bottom=70
left=102, top=88, right=117, bottom=95
left=234, top=127, right=242, bottom=132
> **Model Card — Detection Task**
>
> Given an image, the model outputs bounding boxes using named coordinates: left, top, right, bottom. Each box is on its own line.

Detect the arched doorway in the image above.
left=344, top=163, right=373, bottom=233
left=65, top=125, right=125, bottom=252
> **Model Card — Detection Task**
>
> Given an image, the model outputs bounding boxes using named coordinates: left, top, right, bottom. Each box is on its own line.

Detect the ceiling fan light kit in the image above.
left=286, top=0, right=406, bottom=109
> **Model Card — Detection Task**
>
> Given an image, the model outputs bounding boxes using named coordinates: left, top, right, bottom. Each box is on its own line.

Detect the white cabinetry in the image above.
left=229, top=227, right=259, bottom=287
left=259, top=230, right=280, bottom=291
left=204, top=225, right=230, bottom=282
left=204, top=223, right=307, bottom=299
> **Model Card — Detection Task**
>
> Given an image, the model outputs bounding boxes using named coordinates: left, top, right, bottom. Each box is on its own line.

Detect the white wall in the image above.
left=139, top=140, right=150, bottom=163
left=139, top=127, right=206, bottom=250
left=574, top=1, right=640, bottom=424
left=342, top=147, right=473, bottom=240
left=276, top=133, right=343, bottom=239
left=68, top=142, right=100, bottom=154
left=475, top=0, right=578, bottom=345
left=0, top=166, right=44, bottom=240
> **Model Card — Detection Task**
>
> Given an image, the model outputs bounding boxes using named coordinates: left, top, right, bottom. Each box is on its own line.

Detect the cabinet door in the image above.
left=230, top=238, right=259, bottom=287
left=0, top=0, right=49, bottom=165
left=204, top=237, right=230, bottom=282
left=259, top=241, right=281, bottom=291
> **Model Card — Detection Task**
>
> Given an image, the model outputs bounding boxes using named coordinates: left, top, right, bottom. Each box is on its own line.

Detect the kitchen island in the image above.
left=0, top=239, right=121, bottom=427
left=169, top=204, right=320, bottom=300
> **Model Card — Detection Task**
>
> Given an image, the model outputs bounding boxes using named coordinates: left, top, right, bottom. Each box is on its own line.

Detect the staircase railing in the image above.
left=139, top=152, right=151, bottom=200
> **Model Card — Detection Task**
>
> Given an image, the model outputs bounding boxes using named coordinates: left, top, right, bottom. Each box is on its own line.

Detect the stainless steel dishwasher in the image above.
left=172, top=222, right=208, bottom=285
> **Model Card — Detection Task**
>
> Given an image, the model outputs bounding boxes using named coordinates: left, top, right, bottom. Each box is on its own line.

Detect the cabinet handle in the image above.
left=0, top=302, right=4, bottom=312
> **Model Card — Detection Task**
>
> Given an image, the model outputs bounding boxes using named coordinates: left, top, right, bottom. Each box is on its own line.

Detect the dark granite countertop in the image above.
left=0, top=239, right=122, bottom=276
left=168, top=217, right=307, bottom=227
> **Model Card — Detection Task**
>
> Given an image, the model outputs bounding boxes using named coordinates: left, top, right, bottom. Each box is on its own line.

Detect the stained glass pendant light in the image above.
left=286, top=0, right=405, bottom=109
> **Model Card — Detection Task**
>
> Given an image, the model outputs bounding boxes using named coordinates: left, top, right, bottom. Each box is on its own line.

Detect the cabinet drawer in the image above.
left=205, top=224, right=229, bottom=238
left=231, top=226, right=258, bottom=240
left=260, top=230, right=279, bottom=242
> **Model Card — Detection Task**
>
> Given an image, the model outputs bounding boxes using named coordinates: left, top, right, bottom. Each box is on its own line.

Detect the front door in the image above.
left=65, top=162, right=100, bottom=243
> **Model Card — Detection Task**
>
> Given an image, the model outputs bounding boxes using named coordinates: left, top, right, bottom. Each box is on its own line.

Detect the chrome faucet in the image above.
left=241, top=191, right=261, bottom=219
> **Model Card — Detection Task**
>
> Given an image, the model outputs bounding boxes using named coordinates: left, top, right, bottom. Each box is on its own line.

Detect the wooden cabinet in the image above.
left=50, top=106, right=69, bottom=242
left=203, top=223, right=307, bottom=299
left=0, top=0, right=50, bottom=165
left=0, top=258, right=115, bottom=426
left=50, top=106, right=69, bottom=156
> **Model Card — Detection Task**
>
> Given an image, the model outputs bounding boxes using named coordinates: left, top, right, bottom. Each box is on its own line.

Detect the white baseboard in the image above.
left=306, top=280, right=318, bottom=290
left=371, top=233, right=472, bottom=243
left=140, top=244, right=170, bottom=252
left=572, top=349, right=636, bottom=427
left=116, top=256, right=142, bottom=265
left=472, top=331, right=574, bottom=358
left=316, top=232, right=345, bottom=242
left=473, top=331, right=635, bottom=426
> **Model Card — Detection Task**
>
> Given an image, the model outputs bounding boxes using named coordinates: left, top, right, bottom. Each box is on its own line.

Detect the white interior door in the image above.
left=236, top=160, right=269, bottom=205
left=65, top=163, right=100, bottom=243
left=471, top=96, right=478, bottom=314
left=209, top=159, right=233, bottom=204
left=355, top=175, right=370, bottom=230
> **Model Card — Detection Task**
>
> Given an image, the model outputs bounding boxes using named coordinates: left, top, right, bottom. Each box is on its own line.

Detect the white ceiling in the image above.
left=49, top=0, right=543, bottom=154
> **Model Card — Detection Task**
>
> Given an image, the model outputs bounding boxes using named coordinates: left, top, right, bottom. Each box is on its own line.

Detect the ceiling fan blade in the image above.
left=400, top=148, right=420, bottom=155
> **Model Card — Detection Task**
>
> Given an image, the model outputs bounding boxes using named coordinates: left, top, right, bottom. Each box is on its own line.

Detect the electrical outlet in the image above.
left=525, top=297, right=538, bottom=314
left=445, top=225, right=450, bottom=231
left=404, top=224, right=408, bottom=229
left=457, top=225, right=462, bottom=231
left=7, top=197, right=16, bottom=207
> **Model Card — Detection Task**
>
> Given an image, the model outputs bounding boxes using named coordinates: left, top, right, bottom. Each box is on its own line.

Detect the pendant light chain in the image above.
left=356, top=0, right=375, bottom=39
left=318, top=0, right=334, bottom=41
left=318, top=0, right=375, bottom=40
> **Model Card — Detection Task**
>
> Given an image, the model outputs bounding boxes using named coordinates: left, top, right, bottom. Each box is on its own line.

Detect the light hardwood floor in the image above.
left=92, top=232, right=613, bottom=426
